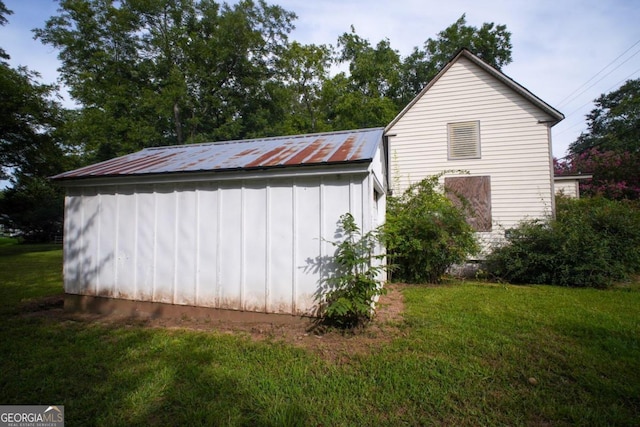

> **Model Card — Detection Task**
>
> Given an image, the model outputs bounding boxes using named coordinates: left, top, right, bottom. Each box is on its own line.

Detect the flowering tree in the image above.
left=560, top=78, right=640, bottom=200
left=555, top=149, right=640, bottom=200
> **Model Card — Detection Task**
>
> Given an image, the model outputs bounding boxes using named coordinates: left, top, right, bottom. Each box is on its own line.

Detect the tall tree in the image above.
left=0, top=1, right=66, bottom=180
left=0, top=0, right=11, bottom=61
left=324, top=28, right=403, bottom=129
left=400, top=14, right=512, bottom=100
left=276, top=41, right=333, bottom=133
left=35, top=0, right=296, bottom=161
left=0, top=1, right=71, bottom=240
left=560, top=79, right=640, bottom=199
left=324, top=16, right=512, bottom=130
left=569, top=78, right=640, bottom=155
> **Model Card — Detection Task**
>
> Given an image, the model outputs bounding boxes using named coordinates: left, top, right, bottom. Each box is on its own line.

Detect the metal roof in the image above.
left=52, top=128, right=384, bottom=180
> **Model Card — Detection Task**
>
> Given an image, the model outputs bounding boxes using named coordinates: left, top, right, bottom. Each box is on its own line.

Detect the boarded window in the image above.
left=448, top=121, right=480, bottom=159
left=445, top=176, right=492, bottom=232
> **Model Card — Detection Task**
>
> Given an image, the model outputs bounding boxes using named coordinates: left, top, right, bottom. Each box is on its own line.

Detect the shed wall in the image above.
left=387, top=56, right=555, bottom=249
left=63, top=173, right=374, bottom=316
left=554, top=179, right=579, bottom=198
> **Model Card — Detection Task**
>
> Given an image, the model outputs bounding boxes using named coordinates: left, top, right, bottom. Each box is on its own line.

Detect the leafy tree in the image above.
left=326, top=16, right=512, bottom=129
left=0, top=1, right=65, bottom=180
left=400, top=14, right=512, bottom=98
left=569, top=79, right=640, bottom=154
left=0, top=65, right=64, bottom=179
left=0, top=0, right=11, bottom=61
left=0, top=2, right=70, bottom=240
left=424, top=14, right=512, bottom=70
left=556, top=149, right=640, bottom=200
left=562, top=79, right=640, bottom=199
left=323, top=29, right=402, bottom=129
left=35, top=0, right=297, bottom=161
left=276, top=41, right=333, bottom=133
left=0, top=175, right=64, bottom=242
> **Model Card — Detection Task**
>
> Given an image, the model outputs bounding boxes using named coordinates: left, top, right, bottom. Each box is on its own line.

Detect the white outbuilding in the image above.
left=52, top=128, right=387, bottom=317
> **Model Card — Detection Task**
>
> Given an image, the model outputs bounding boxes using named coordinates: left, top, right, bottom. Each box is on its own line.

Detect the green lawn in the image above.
left=0, top=243, right=638, bottom=426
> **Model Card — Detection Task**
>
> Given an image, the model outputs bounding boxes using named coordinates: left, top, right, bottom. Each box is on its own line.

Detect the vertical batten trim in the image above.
left=94, top=191, right=101, bottom=294
left=114, top=188, right=120, bottom=296
left=133, top=186, right=139, bottom=299
left=291, top=180, right=297, bottom=313
left=173, top=184, right=179, bottom=304
left=62, top=195, right=69, bottom=292
left=240, top=182, right=246, bottom=310
left=194, top=185, right=201, bottom=305
left=151, top=185, right=158, bottom=300
left=216, top=185, right=222, bottom=306
left=319, top=177, right=325, bottom=296
left=265, top=181, right=271, bottom=312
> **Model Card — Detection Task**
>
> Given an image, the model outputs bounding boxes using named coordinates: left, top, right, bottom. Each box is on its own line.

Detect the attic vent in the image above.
left=448, top=121, right=480, bottom=160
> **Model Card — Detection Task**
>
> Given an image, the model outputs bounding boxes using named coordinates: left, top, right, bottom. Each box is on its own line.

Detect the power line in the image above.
left=560, top=65, right=640, bottom=121
left=602, top=66, right=640, bottom=94
left=557, top=44, right=640, bottom=109
left=556, top=38, right=640, bottom=108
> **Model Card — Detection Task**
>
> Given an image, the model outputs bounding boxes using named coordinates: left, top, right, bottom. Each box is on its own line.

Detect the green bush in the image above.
left=485, top=196, right=640, bottom=288
left=322, top=213, right=387, bottom=328
left=384, top=175, right=479, bottom=283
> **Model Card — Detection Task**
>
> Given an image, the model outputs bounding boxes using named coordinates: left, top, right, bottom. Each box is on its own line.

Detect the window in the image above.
left=445, top=176, right=492, bottom=232
left=448, top=121, right=480, bottom=160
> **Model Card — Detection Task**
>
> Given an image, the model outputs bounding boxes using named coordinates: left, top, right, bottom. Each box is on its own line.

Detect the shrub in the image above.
left=322, top=213, right=387, bottom=328
left=485, top=196, right=640, bottom=287
left=384, top=175, right=479, bottom=283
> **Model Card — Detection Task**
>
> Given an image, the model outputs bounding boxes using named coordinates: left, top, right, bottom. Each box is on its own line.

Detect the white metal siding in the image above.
left=63, top=173, right=373, bottom=316
left=387, top=56, right=555, bottom=249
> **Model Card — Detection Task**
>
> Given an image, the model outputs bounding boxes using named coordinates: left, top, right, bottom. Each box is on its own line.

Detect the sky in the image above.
left=1, top=0, right=640, bottom=159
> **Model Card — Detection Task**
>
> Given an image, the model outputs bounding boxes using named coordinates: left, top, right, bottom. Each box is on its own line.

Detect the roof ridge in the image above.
left=145, top=127, right=385, bottom=151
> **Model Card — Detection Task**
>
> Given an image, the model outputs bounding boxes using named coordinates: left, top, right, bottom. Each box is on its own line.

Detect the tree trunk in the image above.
left=174, top=102, right=183, bottom=145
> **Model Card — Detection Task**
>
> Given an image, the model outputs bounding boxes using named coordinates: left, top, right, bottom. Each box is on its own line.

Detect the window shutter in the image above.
left=448, top=121, right=480, bottom=159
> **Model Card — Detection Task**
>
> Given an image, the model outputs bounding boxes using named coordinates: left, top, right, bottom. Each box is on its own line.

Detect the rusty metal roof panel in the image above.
left=52, top=128, right=384, bottom=180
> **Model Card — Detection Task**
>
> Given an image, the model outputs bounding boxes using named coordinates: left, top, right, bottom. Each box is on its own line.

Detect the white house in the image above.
left=52, top=128, right=387, bottom=317
left=386, top=49, right=564, bottom=250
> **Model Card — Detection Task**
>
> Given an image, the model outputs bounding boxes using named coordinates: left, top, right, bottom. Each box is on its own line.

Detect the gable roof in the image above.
left=386, top=48, right=564, bottom=131
left=52, top=127, right=384, bottom=181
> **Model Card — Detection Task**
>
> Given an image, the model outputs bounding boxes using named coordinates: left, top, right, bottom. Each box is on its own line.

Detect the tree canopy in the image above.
left=0, top=1, right=71, bottom=240
left=1, top=0, right=516, bottom=239
left=557, top=78, right=640, bottom=200
left=35, top=0, right=298, bottom=161
left=34, top=3, right=513, bottom=162
left=569, top=78, right=640, bottom=155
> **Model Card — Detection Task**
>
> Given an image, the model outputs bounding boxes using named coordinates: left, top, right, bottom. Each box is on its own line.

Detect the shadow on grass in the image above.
left=0, top=314, right=311, bottom=426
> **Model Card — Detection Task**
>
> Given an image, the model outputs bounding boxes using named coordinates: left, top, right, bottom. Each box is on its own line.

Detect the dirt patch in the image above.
left=20, top=284, right=406, bottom=362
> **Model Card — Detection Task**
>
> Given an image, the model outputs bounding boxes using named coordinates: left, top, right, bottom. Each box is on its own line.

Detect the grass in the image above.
left=0, top=242, right=638, bottom=426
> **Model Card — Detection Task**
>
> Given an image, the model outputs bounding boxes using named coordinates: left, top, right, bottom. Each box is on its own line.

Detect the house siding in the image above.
left=387, top=56, right=556, bottom=249
left=554, top=179, right=579, bottom=198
